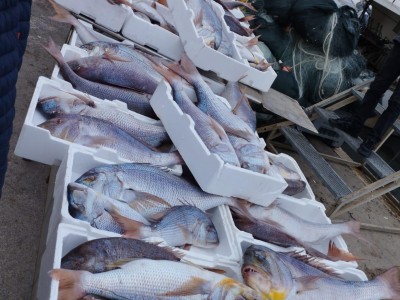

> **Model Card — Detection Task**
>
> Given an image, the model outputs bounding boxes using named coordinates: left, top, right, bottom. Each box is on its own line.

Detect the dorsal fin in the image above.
left=286, top=251, right=341, bottom=277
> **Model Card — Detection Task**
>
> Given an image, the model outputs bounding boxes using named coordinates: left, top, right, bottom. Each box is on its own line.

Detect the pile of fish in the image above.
left=243, top=245, right=400, bottom=300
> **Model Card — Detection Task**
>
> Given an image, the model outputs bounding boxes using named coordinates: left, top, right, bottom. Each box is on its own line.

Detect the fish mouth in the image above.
left=242, top=264, right=260, bottom=277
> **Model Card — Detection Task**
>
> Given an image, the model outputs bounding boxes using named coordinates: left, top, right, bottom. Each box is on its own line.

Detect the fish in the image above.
left=270, top=159, right=306, bottom=196
left=38, top=114, right=182, bottom=166
left=268, top=247, right=400, bottom=300
left=234, top=214, right=357, bottom=262
left=110, top=205, right=219, bottom=248
left=67, top=183, right=151, bottom=234
left=245, top=201, right=362, bottom=245
left=152, top=61, right=240, bottom=167
left=51, top=259, right=262, bottom=299
left=61, top=237, right=182, bottom=273
left=37, top=94, right=170, bottom=148
left=242, top=244, right=295, bottom=300
left=213, top=0, right=257, bottom=12
left=43, top=39, right=155, bottom=118
left=48, top=0, right=99, bottom=44
left=223, top=13, right=252, bottom=37
left=74, top=163, right=248, bottom=219
left=220, top=81, right=256, bottom=132
left=67, top=55, right=160, bottom=94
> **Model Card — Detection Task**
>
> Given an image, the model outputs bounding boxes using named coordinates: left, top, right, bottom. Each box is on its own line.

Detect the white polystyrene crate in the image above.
left=268, top=152, right=316, bottom=202
left=150, top=81, right=288, bottom=206
left=168, top=0, right=277, bottom=92
left=54, top=0, right=131, bottom=32
left=52, top=43, right=227, bottom=103
left=37, top=223, right=242, bottom=300
left=14, top=76, right=165, bottom=165
left=121, top=2, right=184, bottom=61
left=48, top=147, right=241, bottom=265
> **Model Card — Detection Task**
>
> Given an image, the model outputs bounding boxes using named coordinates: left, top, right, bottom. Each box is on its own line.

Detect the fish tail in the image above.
left=106, top=205, right=146, bottom=239
left=377, top=267, right=400, bottom=299
left=151, top=61, right=181, bottom=86
left=48, top=0, right=79, bottom=27
left=178, top=54, right=201, bottom=82
left=43, top=38, right=65, bottom=66
left=327, top=241, right=360, bottom=262
left=50, top=269, right=86, bottom=300
left=230, top=198, right=258, bottom=223
left=344, top=220, right=367, bottom=242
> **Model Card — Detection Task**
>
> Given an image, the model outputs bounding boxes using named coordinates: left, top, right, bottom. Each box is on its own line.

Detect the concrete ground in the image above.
left=0, top=0, right=399, bottom=299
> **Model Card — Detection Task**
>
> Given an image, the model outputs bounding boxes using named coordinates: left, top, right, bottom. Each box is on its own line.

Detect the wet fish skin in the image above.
left=74, top=163, right=239, bottom=218
left=221, top=81, right=256, bottom=132
left=38, top=95, right=170, bottom=147
left=242, top=245, right=295, bottom=300
left=39, top=114, right=182, bottom=166
left=44, top=39, right=155, bottom=118
left=67, top=182, right=150, bottom=234
left=270, top=160, right=306, bottom=196
left=115, top=205, right=219, bottom=248
left=61, top=237, right=181, bottom=273
left=52, top=259, right=261, bottom=299
left=68, top=56, right=159, bottom=94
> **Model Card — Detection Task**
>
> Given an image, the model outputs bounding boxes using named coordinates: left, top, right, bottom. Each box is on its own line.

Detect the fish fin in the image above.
left=177, top=223, right=193, bottom=242
left=223, top=1, right=257, bottom=12
left=204, top=268, right=226, bottom=274
left=149, top=60, right=182, bottom=86
left=179, top=53, right=200, bottom=78
left=106, top=206, right=146, bottom=239
left=287, top=251, right=340, bottom=277
left=231, top=94, right=246, bottom=115
left=239, top=15, right=255, bottom=22
left=106, top=258, right=135, bottom=269
left=230, top=199, right=259, bottom=224
left=327, top=241, right=361, bottom=262
left=147, top=242, right=186, bottom=260
left=163, top=276, right=207, bottom=296
left=294, top=276, right=321, bottom=293
left=43, top=38, right=65, bottom=66
left=101, top=52, right=132, bottom=63
left=245, top=35, right=260, bottom=48
left=283, top=179, right=307, bottom=196
left=48, top=0, right=79, bottom=27
left=183, top=244, right=192, bottom=251
left=60, top=90, right=96, bottom=107
left=49, top=269, right=86, bottom=300
left=193, top=9, right=204, bottom=28
left=376, top=267, right=400, bottom=299
left=79, top=135, right=113, bottom=147
left=208, top=116, right=228, bottom=140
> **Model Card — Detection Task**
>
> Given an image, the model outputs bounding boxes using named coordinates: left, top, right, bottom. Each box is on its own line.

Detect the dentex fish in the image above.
left=109, top=205, right=219, bottom=248
left=61, top=237, right=183, bottom=273
left=255, top=245, right=400, bottom=300
left=67, top=55, right=160, bottom=95
left=67, top=183, right=151, bottom=234
left=220, top=81, right=257, bottom=132
left=74, top=163, right=248, bottom=219
left=242, top=244, right=295, bottom=300
left=43, top=39, right=155, bottom=118
left=270, top=159, right=306, bottom=196
left=38, top=94, right=170, bottom=148
left=51, top=259, right=262, bottom=300
left=152, top=61, right=240, bottom=167
left=245, top=201, right=362, bottom=244
left=233, top=214, right=355, bottom=262
left=38, top=114, right=182, bottom=166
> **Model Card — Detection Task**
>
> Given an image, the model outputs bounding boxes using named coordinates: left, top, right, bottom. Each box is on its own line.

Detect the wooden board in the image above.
left=258, top=87, right=317, bottom=133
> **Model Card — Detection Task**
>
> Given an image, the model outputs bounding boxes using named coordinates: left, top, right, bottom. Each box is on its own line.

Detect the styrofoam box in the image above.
left=269, top=152, right=316, bottom=202
left=51, top=44, right=227, bottom=104
left=54, top=0, right=131, bottom=32
left=121, top=2, right=184, bottom=61
left=14, top=76, right=164, bottom=165
left=48, top=146, right=241, bottom=266
left=222, top=199, right=368, bottom=281
left=150, top=81, right=288, bottom=206
left=226, top=194, right=363, bottom=270
left=168, top=0, right=277, bottom=92
left=38, top=223, right=242, bottom=300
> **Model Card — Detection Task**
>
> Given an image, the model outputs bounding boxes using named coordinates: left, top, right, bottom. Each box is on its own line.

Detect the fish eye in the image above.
left=56, top=118, right=62, bottom=124
left=206, top=225, right=214, bottom=232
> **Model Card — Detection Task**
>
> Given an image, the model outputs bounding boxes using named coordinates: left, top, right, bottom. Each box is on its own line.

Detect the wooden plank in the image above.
left=334, top=220, right=400, bottom=234
left=318, top=153, right=362, bottom=167
left=261, top=88, right=318, bottom=133
left=375, top=128, right=394, bottom=152
left=257, top=120, right=293, bottom=133
left=325, top=95, right=358, bottom=112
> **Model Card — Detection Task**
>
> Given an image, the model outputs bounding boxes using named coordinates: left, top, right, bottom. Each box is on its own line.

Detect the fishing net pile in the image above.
left=250, top=0, right=366, bottom=106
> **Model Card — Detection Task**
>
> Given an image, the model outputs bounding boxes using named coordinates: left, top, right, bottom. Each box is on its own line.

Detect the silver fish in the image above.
left=61, top=237, right=182, bottom=273
left=242, top=244, right=295, bottom=300
left=111, top=205, right=219, bottom=248
left=221, top=81, right=257, bottom=132
left=67, top=183, right=150, bottom=234
left=154, top=63, right=240, bottom=167
left=39, top=114, right=182, bottom=166
left=270, top=159, right=306, bottom=196
left=51, top=259, right=261, bottom=299
left=274, top=249, right=400, bottom=300
left=38, top=94, right=170, bottom=147
left=44, top=39, right=155, bottom=118
left=246, top=202, right=362, bottom=244
left=67, top=55, right=160, bottom=94
left=75, top=163, right=245, bottom=219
